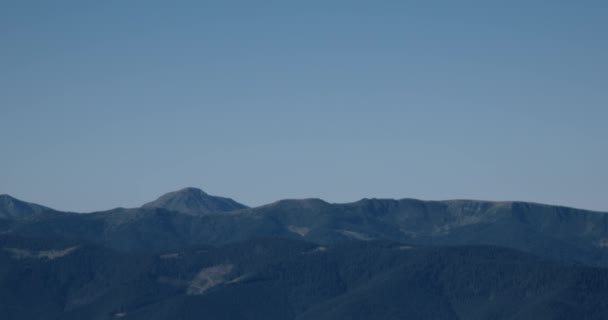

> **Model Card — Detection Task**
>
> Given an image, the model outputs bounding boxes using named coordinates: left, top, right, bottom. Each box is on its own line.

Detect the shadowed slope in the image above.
left=2, top=237, right=608, bottom=320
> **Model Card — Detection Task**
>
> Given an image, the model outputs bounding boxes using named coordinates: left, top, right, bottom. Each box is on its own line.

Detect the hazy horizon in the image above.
left=2, top=1, right=607, bottom=212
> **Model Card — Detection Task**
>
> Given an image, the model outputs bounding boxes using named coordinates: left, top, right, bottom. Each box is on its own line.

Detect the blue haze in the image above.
left=1, top=1, right=607, bottom=212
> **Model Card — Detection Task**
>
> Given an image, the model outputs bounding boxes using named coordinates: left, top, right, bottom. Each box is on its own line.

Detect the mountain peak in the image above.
left=174, top=187, right=209, bottom=196
left=0, top=194, right=53, bottom=219
left=142, top=187, right=248, bottom=215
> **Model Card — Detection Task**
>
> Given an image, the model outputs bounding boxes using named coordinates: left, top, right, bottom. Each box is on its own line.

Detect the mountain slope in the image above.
left=141, top=187, right=248, bottom=215
left=0, top=194, right=57, bottom=219
left=2, top=236, right=608, bottom=320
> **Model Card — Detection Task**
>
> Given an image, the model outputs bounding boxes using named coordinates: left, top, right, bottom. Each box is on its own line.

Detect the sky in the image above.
left=1, top=1, right=607, bottom=212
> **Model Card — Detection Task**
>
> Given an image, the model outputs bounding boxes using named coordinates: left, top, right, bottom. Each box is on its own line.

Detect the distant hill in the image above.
left=142, top=187, right=248, bottom=215
left=1, top=236, right=608, bottom=320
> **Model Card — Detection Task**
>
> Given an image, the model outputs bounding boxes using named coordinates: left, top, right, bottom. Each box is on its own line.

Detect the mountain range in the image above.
left=3, top=188, right=608, bottom=266
left=2, top=187, right=608, bottom=319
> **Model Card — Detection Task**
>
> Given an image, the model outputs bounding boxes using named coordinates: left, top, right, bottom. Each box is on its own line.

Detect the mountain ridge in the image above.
left=0, top=194, right=57, bottom=219
left=3, top=188, right=607, bottom=216
left=3, top=188, right=608, bottom=266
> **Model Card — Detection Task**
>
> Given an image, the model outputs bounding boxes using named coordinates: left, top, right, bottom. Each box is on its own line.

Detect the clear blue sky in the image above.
left=1, top=1, right=607, bottom=212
